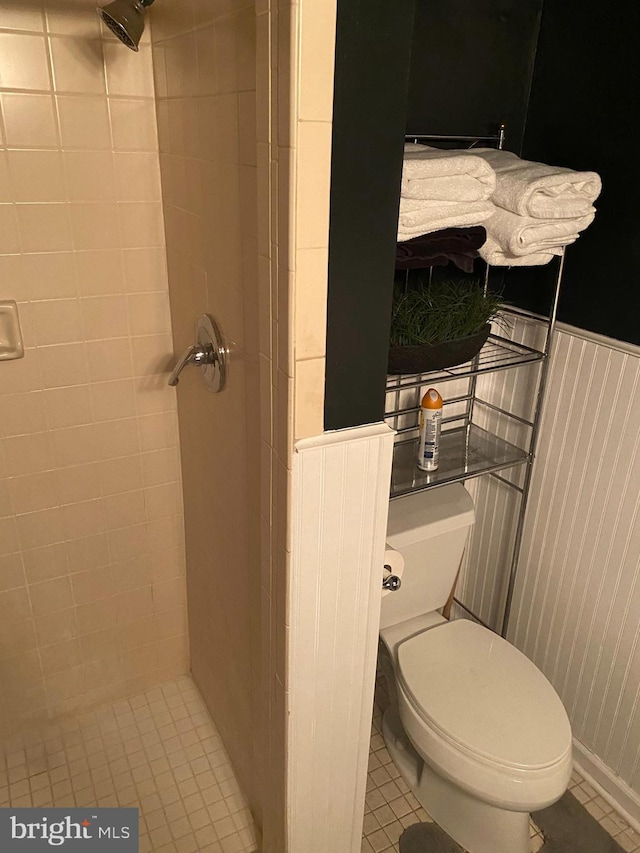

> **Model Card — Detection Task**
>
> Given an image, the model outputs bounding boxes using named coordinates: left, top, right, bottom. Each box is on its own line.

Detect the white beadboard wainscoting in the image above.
left=457, top=318, right=640, bottom=829
left=288, top=424, right=395, bottom=853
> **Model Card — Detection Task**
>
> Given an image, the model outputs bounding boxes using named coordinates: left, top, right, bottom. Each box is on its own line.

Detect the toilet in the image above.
left=380, top=483, right=572, bottom=853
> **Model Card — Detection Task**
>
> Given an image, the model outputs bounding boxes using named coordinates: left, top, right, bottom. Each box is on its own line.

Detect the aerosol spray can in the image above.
left=417, top=388, right=443, bottom=471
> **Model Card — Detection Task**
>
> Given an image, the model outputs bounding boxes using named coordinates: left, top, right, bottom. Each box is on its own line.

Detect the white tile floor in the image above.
left=363, top=673, right=640, bottom=853
left=2, top=667, right=639, bottom=853
left=0, top=675, right=257, bottom=853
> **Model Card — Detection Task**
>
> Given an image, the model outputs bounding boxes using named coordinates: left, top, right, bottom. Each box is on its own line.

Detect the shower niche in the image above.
left=0, top=300, right=24, bottom=360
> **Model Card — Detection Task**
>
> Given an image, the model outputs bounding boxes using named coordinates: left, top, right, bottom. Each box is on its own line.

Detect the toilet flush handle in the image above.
left=382, top=567, right=402, bottom=592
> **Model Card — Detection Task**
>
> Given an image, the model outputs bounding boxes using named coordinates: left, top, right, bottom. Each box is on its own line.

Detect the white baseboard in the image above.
left=572, top=737, right=640, bottom=834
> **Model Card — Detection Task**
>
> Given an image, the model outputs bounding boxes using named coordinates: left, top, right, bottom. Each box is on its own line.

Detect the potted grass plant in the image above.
left=388, top=279, right=507, bottom=374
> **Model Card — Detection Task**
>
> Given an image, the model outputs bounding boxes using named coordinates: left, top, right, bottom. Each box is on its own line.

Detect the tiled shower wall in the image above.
left=0, top=0, right=187, bottom=738
left=150, top=0, right=264, bottom=836
left=256, top=0, right=337, bottom=847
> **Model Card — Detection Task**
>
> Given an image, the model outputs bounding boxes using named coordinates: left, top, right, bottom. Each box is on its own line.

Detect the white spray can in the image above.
left=417, top=388, right=443, bottom=471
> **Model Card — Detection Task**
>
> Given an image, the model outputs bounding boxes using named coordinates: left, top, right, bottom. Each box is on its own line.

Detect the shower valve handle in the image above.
left=167, top=314, right=228, bottom=393
left=168, top=344, right=215, bottom=386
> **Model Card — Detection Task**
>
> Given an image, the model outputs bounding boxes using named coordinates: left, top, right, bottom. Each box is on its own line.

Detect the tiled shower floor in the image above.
left=363, top=673, right=640, bottom=853
left=0, top=676, right=257, bottom=853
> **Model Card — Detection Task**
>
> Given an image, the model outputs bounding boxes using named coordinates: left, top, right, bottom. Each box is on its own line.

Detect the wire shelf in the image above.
left=390, top=424, right=529, bottom=498
left=385, top=333, right=545, bottom=397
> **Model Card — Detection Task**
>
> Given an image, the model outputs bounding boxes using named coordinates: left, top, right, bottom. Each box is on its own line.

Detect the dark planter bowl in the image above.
left=388, top=324, right=491, bottom=375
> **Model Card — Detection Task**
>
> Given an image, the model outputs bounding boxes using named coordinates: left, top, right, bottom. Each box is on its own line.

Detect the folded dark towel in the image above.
left=396, top=226, right=487, bottom=273
left=397, top=251, right=478, bottom=273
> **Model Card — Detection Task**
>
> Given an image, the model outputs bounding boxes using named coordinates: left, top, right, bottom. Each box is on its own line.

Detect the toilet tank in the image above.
left=382, top=483, right=475, bottom=630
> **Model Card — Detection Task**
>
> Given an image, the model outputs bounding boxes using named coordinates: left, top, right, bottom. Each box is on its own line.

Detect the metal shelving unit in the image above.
left=385, top=257, right=563, bottom=637
left=388, top=125, right=566, bottom=636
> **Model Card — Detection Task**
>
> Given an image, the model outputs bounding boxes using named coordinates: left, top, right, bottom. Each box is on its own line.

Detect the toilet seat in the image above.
left=395, top=620, right=572, bottom=810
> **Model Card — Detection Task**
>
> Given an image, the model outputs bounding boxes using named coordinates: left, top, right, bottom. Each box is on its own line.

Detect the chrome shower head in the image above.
left=98, top=0, right=155, bottom=52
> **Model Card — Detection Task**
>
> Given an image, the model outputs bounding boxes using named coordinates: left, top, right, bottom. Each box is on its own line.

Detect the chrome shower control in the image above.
left=168, top=313, right=228, bottom=393
left=168, top=343, right=214, bottom=384
left=382, top=572, right=401, bottom=592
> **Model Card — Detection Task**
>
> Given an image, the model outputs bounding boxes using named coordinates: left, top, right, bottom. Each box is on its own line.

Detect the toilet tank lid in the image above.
left=387, top=483, right=475, bottom=548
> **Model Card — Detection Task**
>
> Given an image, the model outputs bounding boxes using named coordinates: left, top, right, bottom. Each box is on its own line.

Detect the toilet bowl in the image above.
left=380, top=484, right=572, bottom=853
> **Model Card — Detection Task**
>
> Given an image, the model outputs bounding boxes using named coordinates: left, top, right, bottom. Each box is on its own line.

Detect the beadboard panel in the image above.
left=288, top=424, right=395, bottom=853
left=459, top=319, right=640, bottom=809
left=513, top=330, right=640, bottom=789
left=459, top=475, right=519, bottom=629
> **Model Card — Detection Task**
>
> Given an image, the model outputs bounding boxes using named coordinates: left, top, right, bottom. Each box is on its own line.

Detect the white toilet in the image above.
left=380, top=483, right=572, bottom=853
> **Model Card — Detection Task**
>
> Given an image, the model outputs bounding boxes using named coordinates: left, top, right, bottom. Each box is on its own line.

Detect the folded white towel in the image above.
left=471, top=148, right=602, bottom=219
left=482, top=207, right=595, bottom=257
left=401, top=143, right=497, bottom=202
left=478, top=238, right=559, bottom=266
left=397, top=198, right=494, bottom=241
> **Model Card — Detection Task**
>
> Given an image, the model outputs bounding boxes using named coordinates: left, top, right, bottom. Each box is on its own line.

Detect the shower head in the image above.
left=97, top=0, right=155, bottom=52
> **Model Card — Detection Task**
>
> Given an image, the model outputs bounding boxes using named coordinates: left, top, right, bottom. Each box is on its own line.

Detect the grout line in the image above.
left=0, top=675, right=257, bottom=852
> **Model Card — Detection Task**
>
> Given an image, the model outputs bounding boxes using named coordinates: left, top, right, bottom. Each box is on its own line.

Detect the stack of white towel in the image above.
left=398, top=144, right=602, bottom=266
left=398, top=145, right=496, bottom=239
left=472, top=148, right=601, bottom=265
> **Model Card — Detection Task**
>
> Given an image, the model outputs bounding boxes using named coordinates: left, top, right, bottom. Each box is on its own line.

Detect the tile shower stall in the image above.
left=0, top=0, right=290, bottom=848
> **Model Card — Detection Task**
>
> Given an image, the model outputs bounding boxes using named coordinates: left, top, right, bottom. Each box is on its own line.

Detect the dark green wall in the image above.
left=324, top=0, right=636, bottom=431
left=522, top=0, right=640, bottom=343
left=325, top=0, right=415, bottom=431
left=407, top=0, right=543, bottom=153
